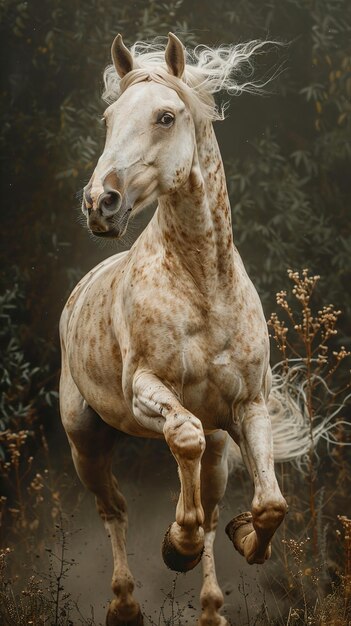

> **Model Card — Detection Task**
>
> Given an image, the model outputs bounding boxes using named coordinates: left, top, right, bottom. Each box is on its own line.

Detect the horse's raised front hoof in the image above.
left=225, top=511, right=271, bottom=565
left=106, top=602, right=144, bottom=626
left=162, top=524, right=204, bottom=572
left=225, top=511, right=253, bottom=553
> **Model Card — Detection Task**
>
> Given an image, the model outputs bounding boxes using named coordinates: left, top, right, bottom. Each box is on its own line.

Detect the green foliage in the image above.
left=0, top=270, right=58, bottom=464
left=0, top=282, right=37, bottom=430
left=0, top=270, right=62, bottom=547
left=223, top=0, right=351, bottom=315
left=226, top=123, right=350, bottom=312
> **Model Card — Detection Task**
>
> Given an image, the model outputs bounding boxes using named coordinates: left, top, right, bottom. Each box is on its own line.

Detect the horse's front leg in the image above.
left=132, top=371, right=205, bottom=572
left=226, top=395, right=288, bottom=565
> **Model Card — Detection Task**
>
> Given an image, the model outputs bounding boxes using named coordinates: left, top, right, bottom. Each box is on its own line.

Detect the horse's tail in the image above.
left=228, top=363, right=350, bottom=471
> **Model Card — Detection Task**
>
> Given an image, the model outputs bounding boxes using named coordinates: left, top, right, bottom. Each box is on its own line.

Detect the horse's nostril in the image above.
left=99, top=190, right=121, bottom=215
left=104, top=194, right=113, bottom=206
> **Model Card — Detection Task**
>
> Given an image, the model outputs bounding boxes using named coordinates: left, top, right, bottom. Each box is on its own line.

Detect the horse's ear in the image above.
left=111, top=34, right=134, bottom=78
left=165, top=32, right=185, bottom=79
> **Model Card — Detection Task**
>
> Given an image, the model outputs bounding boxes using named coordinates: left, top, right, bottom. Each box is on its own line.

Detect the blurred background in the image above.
left=0, top=1, right=350, bottom=624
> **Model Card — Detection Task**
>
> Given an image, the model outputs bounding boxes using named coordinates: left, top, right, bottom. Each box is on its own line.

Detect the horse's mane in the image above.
left=103, top=38, right=280, bottom=121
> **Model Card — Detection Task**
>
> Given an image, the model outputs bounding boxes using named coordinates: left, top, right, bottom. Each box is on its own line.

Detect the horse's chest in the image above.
left=130, top=302, right=268, bottom=414
left=183, top=330, right=267, bottom=412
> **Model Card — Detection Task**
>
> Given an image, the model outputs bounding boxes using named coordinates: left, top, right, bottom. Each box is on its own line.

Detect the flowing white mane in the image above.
left=103, top=38, right=279, bottom=121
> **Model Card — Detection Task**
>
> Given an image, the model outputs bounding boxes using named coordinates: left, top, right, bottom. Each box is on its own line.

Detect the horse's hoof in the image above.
left=225, top=511, right=272, bottom=564
left=106, top=606, right=144, bottom=626
left=162, top=524, right=203, bottom=572
left=225, top=511, right=253, bottom=556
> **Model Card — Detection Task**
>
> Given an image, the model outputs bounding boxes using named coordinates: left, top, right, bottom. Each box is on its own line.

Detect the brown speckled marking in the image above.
left=60, top=33, right=287, bottom=626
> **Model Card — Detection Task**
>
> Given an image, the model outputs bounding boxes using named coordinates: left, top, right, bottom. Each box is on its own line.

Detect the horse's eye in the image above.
left=158, top=112, right=175, bottom=126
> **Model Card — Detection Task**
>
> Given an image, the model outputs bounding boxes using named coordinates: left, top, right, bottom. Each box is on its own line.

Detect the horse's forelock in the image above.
left=117, top=66, right=215, bottom=121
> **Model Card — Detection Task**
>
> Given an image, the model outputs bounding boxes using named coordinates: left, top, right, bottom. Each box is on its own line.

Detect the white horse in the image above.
left=60, top=33, right=289, bottom=626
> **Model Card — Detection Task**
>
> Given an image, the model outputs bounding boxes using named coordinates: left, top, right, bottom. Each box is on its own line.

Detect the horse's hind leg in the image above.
left=226, top=395, right=287, bottom=565
left=60, top=375, right=143, bottom=625
left=199, top=431, right=230, bottom=626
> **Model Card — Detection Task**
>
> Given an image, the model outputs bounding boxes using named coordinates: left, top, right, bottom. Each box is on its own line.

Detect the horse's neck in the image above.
left=156, top=119, right=235, bottom=298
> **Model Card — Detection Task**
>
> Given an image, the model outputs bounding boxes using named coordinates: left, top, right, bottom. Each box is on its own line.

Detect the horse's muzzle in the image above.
left=90, top=227, right=121, bottom=239
left=88, top=205, right=132, bottom=240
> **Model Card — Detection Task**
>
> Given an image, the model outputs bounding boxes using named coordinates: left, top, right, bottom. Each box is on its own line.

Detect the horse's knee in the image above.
left=164, top=414, right=205, bottom=459
left=252, top=497, right=287, bottom=532
left=200, top=584, right=224, bottom=611
left=111, top=575, right=135, bottom=600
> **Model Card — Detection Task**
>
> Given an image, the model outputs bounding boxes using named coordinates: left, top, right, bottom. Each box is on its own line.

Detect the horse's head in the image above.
left=83, top=33, right=196, bottom=239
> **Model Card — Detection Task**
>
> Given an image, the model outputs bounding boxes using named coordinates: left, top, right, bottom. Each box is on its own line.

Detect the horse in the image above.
left=59, top=33, right=289, bottom=626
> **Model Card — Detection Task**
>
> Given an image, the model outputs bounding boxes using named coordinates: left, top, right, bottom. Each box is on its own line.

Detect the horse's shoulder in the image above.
left=60, top=250, right=129, bottom=334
